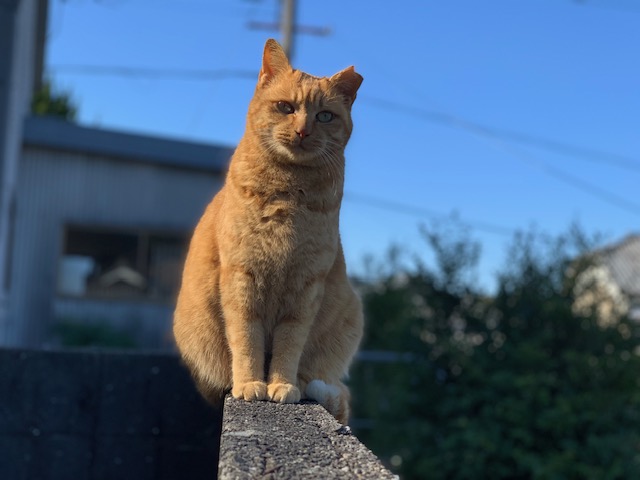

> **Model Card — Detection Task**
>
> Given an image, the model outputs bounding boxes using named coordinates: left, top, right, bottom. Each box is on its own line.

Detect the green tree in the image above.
left=351, top=225, right=640, bottom=479
left=31, top=80, right=77, bottom=120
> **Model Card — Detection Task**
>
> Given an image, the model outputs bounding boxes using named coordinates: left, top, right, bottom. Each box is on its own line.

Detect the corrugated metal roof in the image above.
left=600, top=234, right=640, bottom=298
left=23, top=115, right=234, bottom=173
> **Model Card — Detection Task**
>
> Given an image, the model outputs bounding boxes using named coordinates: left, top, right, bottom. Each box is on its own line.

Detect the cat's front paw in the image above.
left=267, top=383, right=301, bottom=403
left=232, top=381, right=268, bottom=401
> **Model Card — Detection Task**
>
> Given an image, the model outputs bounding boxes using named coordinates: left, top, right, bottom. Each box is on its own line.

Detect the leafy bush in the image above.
left=31, top=80, right=77, bottom=120
left=351, top=225, right=640, bottom=479
left=54, top=319, right=136, bottom=349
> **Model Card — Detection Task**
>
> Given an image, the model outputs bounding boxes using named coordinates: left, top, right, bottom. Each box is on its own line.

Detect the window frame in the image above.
left=56, top=223, right=189, bottom=305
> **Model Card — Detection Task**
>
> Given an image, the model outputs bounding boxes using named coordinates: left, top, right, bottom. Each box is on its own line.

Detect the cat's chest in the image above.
left=227, top=192, right=339, bottom=266
left=238, top=186, right=338, bottom=230
left=251, top=196, right=338, bottom=250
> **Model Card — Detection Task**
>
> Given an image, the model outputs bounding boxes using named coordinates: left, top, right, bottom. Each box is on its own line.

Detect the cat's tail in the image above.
left=305, top=379, right=350, bottom=425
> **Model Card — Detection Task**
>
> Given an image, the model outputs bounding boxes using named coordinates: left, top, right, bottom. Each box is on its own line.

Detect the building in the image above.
left=573, top=234, right=640, bottom=324
left=9, top=116, right=231, bottom=348
left=0, top=0, right=48, bottom=346
left=594, top=234, right=640, bottom=321
left=0, top=0, right=233, bottom=349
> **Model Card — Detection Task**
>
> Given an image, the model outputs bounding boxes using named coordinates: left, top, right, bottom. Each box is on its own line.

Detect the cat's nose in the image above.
left=296, top=128, right=310, bottom=139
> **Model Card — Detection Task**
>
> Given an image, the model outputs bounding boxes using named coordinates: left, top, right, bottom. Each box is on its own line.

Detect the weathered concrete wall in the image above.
left=219, top=396, right=397, bottom=479
left=0, top=349, right=222, bottom=480
left=0, top=348, right=395, bottom=479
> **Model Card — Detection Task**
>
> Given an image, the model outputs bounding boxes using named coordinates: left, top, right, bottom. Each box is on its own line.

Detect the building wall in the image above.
left=6, top=146, right=223, bottom=348
left=0, top=0, right=42, bottom=343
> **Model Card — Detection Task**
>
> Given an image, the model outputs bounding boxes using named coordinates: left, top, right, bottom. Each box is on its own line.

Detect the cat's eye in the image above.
left=316, top=111, right=334, bottom=123
left=276, top=101, right=295, bottom=114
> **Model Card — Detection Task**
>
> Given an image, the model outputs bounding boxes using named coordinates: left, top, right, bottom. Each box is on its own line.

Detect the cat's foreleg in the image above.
left=267, top=321, right=311, bottom=403
left=227, top=320, right=268, bottom=401
left=267, top=283, right=324, bottom=403
left=220, top=270, right=268, bottom=401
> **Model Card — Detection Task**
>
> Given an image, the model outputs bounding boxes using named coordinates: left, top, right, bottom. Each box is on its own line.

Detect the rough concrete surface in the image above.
left=0, top=348, right=222, bottom=480
left=219, top=396, right=398, bottom=480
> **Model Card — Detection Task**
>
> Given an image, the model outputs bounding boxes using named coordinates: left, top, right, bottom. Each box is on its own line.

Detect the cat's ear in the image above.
left=329, top=66, right=363, bottom=104
left=258, top=39, right=292, bottom=87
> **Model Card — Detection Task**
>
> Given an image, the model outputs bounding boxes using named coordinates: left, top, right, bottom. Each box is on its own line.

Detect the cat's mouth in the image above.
left=296, top=143, right=312, bottom=153
left=287, top=138, right=315, bottom=154
left=270, top=137, right=322, bottom=162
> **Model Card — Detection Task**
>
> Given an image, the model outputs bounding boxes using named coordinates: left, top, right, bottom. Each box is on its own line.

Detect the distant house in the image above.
left=7, top=116, right=232, bottom=349
left=596, top=235, right=640, bottom=320
left=0, top=0, right=234, bottom=349
left=573, top=235, right=640, bottom=324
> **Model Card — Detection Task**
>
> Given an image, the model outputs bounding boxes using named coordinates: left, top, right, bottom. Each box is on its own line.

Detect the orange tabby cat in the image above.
left=173, top=39, right=363, bottom=424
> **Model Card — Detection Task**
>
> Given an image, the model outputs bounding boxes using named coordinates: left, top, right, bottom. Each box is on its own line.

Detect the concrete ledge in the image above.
left=1, top=349, right=396, bottom=479
left=0, top=348, right=222, bottom=480
left=219, top=396, right=397, bottom=479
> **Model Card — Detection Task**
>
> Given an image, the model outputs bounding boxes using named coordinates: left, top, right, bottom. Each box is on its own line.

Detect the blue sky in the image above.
left=46, top=0, right=640, bottom=291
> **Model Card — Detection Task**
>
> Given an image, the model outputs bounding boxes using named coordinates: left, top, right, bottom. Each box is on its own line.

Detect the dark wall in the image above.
left=0, top=349, right=222, bottom=480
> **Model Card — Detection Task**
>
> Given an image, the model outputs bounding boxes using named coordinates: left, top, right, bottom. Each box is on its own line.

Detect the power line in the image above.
left=48, top=65, right=258, bottom=81
left=245, top=0, right=330, bottom=62
left=48, top=64, right=518, bottom=235
left=47, top=64, right=640, bottom=216
left=49, top=65, right=640, bottom=174
left=361, top=95, right=640, bottom=174
left=571, top=0, right=640, bottom=13
left=465, top=127, right=640, bottom=217
left=343, top=192, right=515, bottom=237
left=363, top=95, right=640, bottom=217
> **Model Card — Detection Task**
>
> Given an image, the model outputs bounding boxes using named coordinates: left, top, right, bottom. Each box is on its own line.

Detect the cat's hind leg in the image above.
left=304, top=379, right=351, bottom=425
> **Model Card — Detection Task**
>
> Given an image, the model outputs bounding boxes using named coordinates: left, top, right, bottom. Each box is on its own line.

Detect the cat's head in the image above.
left=246, top=39, right=363, bottom=165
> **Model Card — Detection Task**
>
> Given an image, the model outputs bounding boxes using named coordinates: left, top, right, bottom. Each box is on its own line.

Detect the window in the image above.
left=57, top=226, right=187, bottom=302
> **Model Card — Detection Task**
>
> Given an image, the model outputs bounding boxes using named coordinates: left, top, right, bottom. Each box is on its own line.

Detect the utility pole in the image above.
left=280, top=0, right=296, bottom=59
left=247, top=0, right=330, bottom=64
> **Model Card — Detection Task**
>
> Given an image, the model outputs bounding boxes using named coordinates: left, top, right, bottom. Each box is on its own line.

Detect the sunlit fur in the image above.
left=173, top=39, right=364, bottom=424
